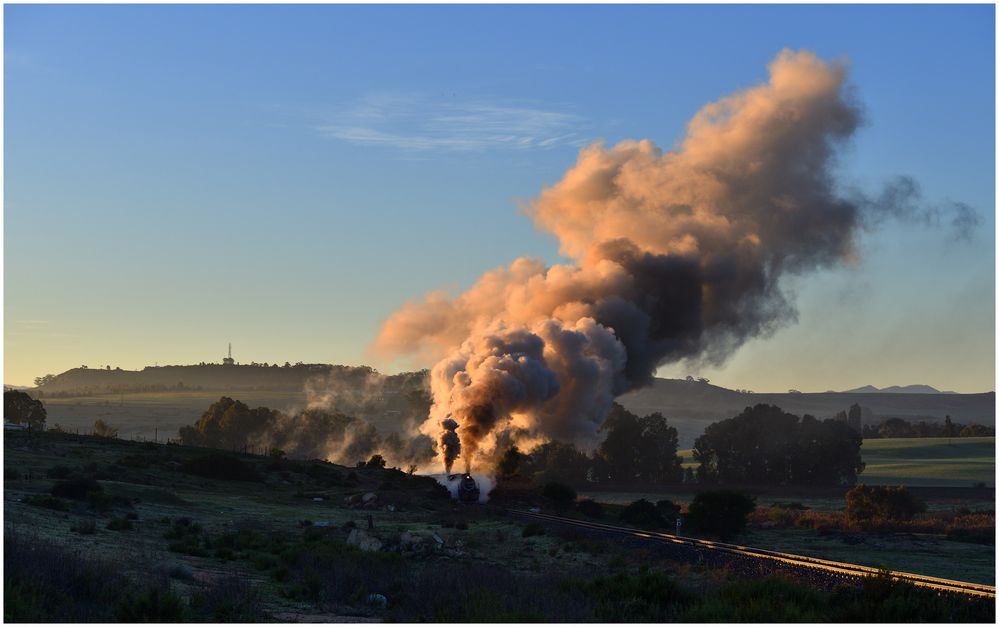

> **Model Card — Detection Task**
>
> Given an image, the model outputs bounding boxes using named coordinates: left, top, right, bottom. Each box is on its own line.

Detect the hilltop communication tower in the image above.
left=223, top=343, right=235, bottom=366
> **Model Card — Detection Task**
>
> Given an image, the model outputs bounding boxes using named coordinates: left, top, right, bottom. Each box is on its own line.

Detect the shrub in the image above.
left=181, top=453, right=261, bottom=482
left=683, top=576, right=827, bottom=621
left=655, top=499, right=681, bottom=522
left=522, top=523, right=545, bottom=538
left=190, top=575, right=263, bottom=622
left=685, top=490, right=756, bottom=540
left=93, top=419, right=118, bottom=439
left=577, top=499, right=604, bottom=518
left=51, top=477, right=102, bottom=500
left=5, top=530, right=185, bottom=622
left=5, top=467, right=19, bottom=481
left=542, top=482, right=577, bottom=510
left=619, top=499, right=666, bottom=528
left=114, top=585, right=185, bottom=622
left=846, top=485, right=926, bottom=526
left=572, top=570, right=691, bottom=621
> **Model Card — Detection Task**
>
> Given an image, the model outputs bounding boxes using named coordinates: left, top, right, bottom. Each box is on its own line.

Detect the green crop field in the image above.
left=858, top=437, right=995, bottom=487
left=679, top=437, right=995, bottom=488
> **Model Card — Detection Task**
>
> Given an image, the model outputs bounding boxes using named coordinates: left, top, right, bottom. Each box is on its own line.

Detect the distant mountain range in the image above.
left=839, top=384, right=958, bottom=395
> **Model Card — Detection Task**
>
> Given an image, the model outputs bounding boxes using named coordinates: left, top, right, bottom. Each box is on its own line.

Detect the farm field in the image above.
left=39, top=391, right=309, bottom=442
left=678, top=437, right=995, bottom=488
left=858, top=437, right=995, bottom=487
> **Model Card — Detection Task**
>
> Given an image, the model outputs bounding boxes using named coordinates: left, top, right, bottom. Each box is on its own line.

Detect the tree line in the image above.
left=498, top=403, right=865, bottom=488
left=862, top=415, right=994, bottom=438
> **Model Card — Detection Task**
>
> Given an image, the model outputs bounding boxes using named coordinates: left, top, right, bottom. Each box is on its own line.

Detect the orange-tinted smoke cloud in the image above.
left=373, top=50, right=968, bottom=471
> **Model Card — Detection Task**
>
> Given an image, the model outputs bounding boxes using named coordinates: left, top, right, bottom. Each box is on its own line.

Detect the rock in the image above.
left=366, top=593, right=388, bottom=608
left=399, top=530, right=426, bottom=550
left=362, top=492, right=378, bottom=504
left=385, top=504, right=396, bottom=512
left=313, top=521, right=330, bottom=528
left=347, top=528, right=383, bottom=552
left=312, top=497, right=324, bottom=502
left=431, top=532, right=445, bottom=547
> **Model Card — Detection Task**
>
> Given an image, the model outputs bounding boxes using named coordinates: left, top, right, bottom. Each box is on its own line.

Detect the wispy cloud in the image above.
left=317, top=92, right=589, bottom=152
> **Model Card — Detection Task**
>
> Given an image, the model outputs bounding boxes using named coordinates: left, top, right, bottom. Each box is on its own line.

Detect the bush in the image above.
left=572, top=570, right=691, bottom=621
left=5, top=530, right=185, bottom=622
left=685, top=490, right=756, bottom=540
left=182, top=453, right=261, bottom=482
left=577, top=499, right=604, bottom=518
left=846, top=485, right=926, bottom=526
left=683, top=576, right=827, bottom=622
left=115, top=585, right=185, bottom=622
left=5, top=468, right=19, bottom=481
left=619, top=499, right=666, bottom=528
left=655, top=499, right=681, bottom=522
left=522, top=523, right=545, bottom=538
left=190, top=575, right=263, bottom=621
left=542, top=482, right=577, bottom=510
left=51, top=477, right=102, bottom=500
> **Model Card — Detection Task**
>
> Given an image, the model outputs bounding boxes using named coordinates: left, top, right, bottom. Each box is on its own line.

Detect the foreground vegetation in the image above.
left=4, top=430, right=994, bottom=622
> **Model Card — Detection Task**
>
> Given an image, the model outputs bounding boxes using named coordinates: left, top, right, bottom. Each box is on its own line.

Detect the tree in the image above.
left=34, top=374, right=56, bottom=388
left=846, top=485, right=926, bottom=527
left=365, top=454, right=386, bottom=469
left=685, top=490, right=756, bottom=540
left=693, top=404, right=863, bottom=487
left=595, top=404, right=682, bottom=484
left=4, top=390, right=46, bottom=429
left=497, top=445, right=525, bottom=477
left=521, top=441, right=591, bottom=486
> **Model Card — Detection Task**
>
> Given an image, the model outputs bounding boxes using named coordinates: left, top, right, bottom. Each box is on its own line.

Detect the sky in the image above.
left=4, top=4, right=995, bottom=393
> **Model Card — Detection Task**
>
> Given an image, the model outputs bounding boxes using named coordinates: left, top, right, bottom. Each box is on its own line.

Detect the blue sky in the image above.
left=4, top=4, right=995, bottom=392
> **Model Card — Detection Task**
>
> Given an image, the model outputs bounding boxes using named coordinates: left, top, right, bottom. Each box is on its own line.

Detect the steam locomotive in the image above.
left=447, top=473, right=480, bottom=503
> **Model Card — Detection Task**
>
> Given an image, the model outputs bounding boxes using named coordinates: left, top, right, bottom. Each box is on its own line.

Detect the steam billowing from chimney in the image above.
left=375, top=50, right=977, bottom=473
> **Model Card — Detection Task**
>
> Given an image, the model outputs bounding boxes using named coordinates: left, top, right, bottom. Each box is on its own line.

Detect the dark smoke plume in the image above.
left=440, top=418, right=461, bottom=474
left=374, top=49, right=979, bottom=472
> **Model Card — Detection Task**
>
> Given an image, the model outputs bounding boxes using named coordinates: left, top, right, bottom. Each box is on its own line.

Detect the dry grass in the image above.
left=749, top=506, right=994, bottom=542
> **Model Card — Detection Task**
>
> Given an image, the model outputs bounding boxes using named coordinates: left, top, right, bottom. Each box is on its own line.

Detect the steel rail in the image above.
left=510, top=509, right=995, bottom=599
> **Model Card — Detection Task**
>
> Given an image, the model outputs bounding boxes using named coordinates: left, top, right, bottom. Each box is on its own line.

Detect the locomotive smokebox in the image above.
left=457, top=474, right=480, bottom=503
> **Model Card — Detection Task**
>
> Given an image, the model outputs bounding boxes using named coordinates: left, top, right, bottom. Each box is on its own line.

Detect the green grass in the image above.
left=679, top=437, right=995, bottom=488
left=858, top=437, right=995, bottom=487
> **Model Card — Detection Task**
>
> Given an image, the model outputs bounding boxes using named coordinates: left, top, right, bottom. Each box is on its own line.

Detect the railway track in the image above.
left=510, top=509, right=996, bottom=599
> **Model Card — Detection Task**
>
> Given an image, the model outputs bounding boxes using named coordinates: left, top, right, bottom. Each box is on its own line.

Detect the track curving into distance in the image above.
left=510, top=508, right=995, bottom=599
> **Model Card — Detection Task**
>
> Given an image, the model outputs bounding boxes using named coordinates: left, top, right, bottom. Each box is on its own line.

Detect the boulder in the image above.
left=347, top=528, right=383, bottom=552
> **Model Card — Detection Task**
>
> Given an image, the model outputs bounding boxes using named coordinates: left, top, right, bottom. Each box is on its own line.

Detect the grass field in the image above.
left=40, top=391, right=309, bottom=442
left=679, top=437, right=995, bottom=488
left=857, top=437, right=995, bottom=487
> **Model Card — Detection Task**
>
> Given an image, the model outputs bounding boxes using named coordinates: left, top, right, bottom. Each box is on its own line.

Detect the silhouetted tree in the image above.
left=4, top=390, right=46, bottom=429
left=497, top=445, right=525, bottom=477
left=595, top=404, right=682, bottom=484
left=693, top=404, right=863, bottom=486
